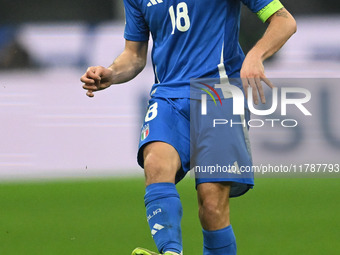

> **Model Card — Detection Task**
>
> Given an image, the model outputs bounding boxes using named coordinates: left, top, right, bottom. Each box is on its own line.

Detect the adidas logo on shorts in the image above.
left=147, top=0, right=163, bottom=7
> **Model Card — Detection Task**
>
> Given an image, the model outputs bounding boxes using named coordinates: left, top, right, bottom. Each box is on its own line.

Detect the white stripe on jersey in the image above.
left=240, top=114, right=252, bottom=158
left=218, top=41, right=230, bottom=85
left=155, top=66, right=160, bottom=84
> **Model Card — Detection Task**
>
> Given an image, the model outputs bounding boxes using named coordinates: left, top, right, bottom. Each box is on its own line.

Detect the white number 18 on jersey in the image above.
left=169, top=2, right=191, bottom=34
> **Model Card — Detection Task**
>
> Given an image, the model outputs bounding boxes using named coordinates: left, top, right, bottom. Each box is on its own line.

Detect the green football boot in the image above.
left=131, top=247, right=179, bottom=255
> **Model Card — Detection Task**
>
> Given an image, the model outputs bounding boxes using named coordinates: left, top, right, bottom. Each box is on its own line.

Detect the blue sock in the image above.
left=144, top=183, right=183, bottom=254
left=203, top=225, right=237, bottom=255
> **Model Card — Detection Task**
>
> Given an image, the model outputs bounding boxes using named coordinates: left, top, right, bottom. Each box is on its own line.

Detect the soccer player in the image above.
left=81, top=0, right=296, bottom=254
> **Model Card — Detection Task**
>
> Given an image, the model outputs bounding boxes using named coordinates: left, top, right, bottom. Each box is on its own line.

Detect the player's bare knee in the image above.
left=143, top=144, right=180, bottom=185
left=199, top=198, right=229, bottom=219
left=144, top=157, right=175, bottom=184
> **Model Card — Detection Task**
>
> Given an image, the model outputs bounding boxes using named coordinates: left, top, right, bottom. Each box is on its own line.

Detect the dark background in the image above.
left=0, top=0, right=339, bottom=24
left=0, top=0, right=339, bottom=68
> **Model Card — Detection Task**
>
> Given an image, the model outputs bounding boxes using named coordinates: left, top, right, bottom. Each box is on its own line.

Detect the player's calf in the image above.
left=141, top=142, right=183, bottom=254
left=197, top=182, right=231, bottom=230
left=197, top=182, right=236, bottom=255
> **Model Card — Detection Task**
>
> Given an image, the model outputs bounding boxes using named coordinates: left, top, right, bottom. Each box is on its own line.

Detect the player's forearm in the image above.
left=108, top=40, right=148, bottom=84
left=108, top=52, right=146, bottom=84
left=248, top=8, right=297, bottom=62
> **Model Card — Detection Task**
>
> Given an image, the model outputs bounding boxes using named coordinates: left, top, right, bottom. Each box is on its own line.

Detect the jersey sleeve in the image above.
left=123, top=0, right=149, bottom=41
left=241, top=0, right=284, bottom=23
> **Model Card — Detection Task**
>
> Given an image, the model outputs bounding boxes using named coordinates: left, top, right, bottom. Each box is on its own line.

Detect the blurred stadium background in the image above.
left=0, top=1, right=339, bottom=254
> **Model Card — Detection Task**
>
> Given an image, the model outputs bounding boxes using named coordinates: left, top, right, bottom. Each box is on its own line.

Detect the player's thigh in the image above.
left=143, top=141, right=181, bottom=185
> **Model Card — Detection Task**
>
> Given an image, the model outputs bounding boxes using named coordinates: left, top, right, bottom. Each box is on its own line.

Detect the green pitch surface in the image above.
left=0, top=177, right=339, bottom=255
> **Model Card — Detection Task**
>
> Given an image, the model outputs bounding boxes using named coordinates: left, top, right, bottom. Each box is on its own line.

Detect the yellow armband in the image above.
left=257, top=0, right=284, bottom=23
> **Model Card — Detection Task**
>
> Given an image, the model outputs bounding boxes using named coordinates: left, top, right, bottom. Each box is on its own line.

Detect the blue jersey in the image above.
left=123, top=0, right=283, bottom=98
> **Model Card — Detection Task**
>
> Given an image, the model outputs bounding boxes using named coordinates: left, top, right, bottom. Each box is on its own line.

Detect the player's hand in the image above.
left=240, top=53, right=274, bottom=105
left=81, top=66, right=114, bottom=97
